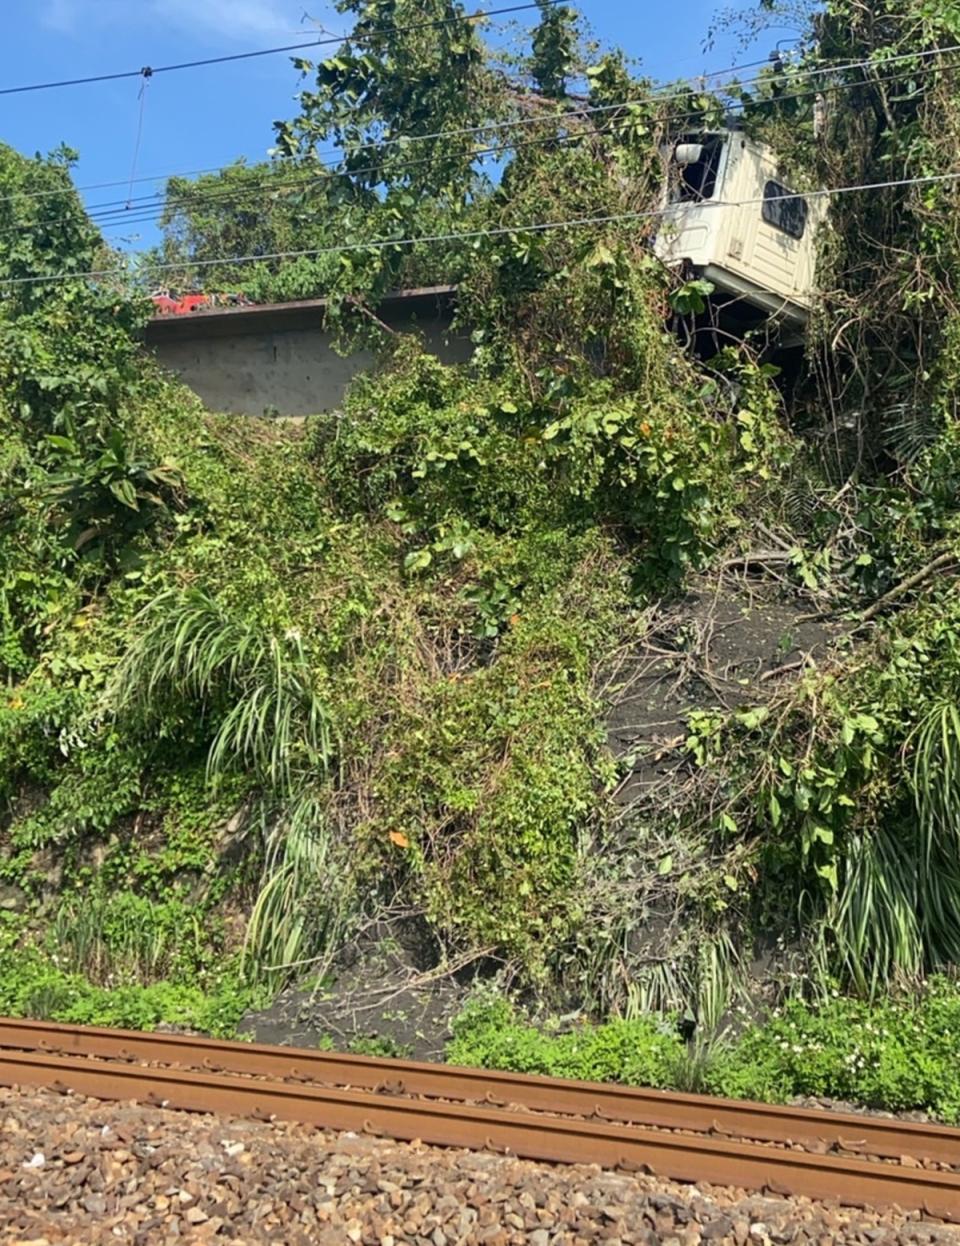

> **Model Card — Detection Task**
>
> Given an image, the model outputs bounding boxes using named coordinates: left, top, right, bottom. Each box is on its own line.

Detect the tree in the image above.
left=274, top=0, right=497, bottom=203
left=155, top=160, right=342, bottom=301
left=530, top=0, right=578, bottom=99
left=0, top=143, right=102, bottom=314
left=268, top=0, right=500, bottom=308
left=0, top=145, right=175, bottom=575
left=724, top=0, right=960, bottom=468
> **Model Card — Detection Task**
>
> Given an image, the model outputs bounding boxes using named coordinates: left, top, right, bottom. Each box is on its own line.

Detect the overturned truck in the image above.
left=655, top=127, right=825, bottom=334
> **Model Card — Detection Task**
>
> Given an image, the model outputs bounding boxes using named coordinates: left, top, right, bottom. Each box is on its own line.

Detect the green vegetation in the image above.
left=448, top=991, right=685, bottom=1088
left=349, top=1035, right=413, bottom=1058
left=6, top=0, right=960, bottom=1114
left=151, top=161, right=477, bottom=302
left=0, top=914, right=257, bottom=1037
left=708, top=985, right=960, bottom=1121
left=448, top=984, right=960, bottom=1123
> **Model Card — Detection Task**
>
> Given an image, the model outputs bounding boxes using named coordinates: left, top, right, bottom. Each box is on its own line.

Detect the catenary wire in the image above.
left=0, top=52, right=768, bottom=209
left=125, top=72, right=152, bottom=209
left=3, top=34, right=954, bottom=211
left=7, top=44, right=956, bottom=245
left=10, top=47, right=956, bottom=244
left=0, top=1, right=564, bottom=98
left=0, top=56, right=770, bottom=210
left=4, top=170, right=960, bottom=290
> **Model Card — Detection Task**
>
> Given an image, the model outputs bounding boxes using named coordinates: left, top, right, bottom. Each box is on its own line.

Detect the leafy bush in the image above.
left=447, top=983, right=960, bottom=1124
left=312, top=342, right=744, bottom=582
left=706, top=984, right=960, bottom=1122
left=364, top=579, right=617, bottom=973
left=0, top=916, right=258, bottom=1038
left=447, top=992, right=684, bottom=1087
left=677, top=590, right=960, bottom=996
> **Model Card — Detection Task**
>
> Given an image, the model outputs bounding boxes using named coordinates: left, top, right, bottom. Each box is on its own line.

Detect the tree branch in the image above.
left=859, top=550, right=959, bottom=623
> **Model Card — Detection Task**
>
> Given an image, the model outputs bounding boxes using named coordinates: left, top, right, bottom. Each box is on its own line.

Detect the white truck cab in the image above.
left=654, top=129, right=824, bottom=327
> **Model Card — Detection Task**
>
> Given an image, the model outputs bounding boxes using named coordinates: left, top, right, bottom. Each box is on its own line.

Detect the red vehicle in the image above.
left=150, top=290, right=252, bottom=315
left=151, top=290, right=211, bottom=315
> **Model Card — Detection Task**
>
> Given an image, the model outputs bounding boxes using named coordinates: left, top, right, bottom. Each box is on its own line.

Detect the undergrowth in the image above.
left=0, top=916, right=258, bottom=1038
left=448, top=985, right=960, bottom=1123
left=447, top=991, right=685, bottom=1088
left=9, top=0, right=960, bottom=1038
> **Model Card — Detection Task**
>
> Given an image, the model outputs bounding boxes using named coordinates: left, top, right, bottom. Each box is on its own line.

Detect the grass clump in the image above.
left=50, top=891, right=212, bottom=984
left=0, top=916, right=258, bottom=1038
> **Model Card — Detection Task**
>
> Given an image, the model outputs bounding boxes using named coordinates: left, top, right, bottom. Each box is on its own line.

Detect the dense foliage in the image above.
left=449, top=982, right=960, bottom=1123
left=0, top=913, right=256, bottom=1038
left=651, top=0, right=960, bottom=1000
left=7, top=0, right=960, bottom=1114
left=151, top=160, right=480, bottom=302
left=448, top=990, right=685, bottom=1088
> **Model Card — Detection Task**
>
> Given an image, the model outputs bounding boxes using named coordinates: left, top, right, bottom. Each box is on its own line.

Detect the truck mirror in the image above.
left=674, top=143, right=704, bottom=166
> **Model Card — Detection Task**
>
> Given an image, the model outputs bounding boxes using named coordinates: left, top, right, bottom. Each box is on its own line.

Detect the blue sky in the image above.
left=0, top=0, right=765, bottom=249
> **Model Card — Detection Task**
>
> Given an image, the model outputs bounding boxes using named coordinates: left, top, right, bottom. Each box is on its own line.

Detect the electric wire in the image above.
left=7, top=44, right=957, bottom=242
left=3, top=35, right=954, bottom=211
left=0, top=1, right=564, bottom=97
left=125, top=71, right=152, bottom=209
left=4, top=169, right=960, bottom=290
left=6, top=42, right=955, bottom=247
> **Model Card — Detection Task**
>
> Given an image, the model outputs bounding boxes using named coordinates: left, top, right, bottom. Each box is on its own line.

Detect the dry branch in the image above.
left=859, top=550, right=959, bottom=624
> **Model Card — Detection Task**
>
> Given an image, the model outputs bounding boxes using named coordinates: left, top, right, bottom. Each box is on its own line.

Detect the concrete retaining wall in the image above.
left=144, top=288, right=468, bottom=417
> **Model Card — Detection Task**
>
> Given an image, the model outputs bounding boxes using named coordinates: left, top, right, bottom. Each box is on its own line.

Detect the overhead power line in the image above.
left=125, top=72, right=152, bottom=210
left=0, top=1, right=563, bottom=98
left=4, top=170, right=960, bottom=290
left=5, top=42, right=956, bottom=241
left=6, top=45, right=954, bottom=247
left=0, top=52, right=773, bottom=208
left=5, top=34, right=958, bottom=227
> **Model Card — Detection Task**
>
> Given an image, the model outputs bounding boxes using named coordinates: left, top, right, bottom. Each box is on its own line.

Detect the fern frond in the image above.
left=880, top=401, right=940, bottom=465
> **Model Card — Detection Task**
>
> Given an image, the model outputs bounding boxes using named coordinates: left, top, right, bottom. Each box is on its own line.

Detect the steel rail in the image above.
left=3, top=1018, right=960, bottom=1211
left=1, top=1017, right=959, bottom=1166
left=2, top=1045, right=960, bottom=1220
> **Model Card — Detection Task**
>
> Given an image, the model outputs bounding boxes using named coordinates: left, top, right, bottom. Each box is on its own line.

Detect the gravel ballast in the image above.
left=2, top=1086, right=960, bottom=1244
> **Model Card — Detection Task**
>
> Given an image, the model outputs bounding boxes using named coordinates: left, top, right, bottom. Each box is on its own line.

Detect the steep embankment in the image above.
left=9, top=0, right=960, bottom=1121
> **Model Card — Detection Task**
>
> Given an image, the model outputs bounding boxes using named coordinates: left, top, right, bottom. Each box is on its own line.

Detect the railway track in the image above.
left=1, top=1017, right=960, bottom=1221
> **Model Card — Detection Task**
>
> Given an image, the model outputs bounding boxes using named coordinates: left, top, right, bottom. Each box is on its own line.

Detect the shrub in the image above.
left=446, top=992, right=684, bottom=1087
left=706, top=984, right=960, bottom=1122
left=0, top=914, right=257, bottom=1038
left=447, top=982, right=960, bottom=1123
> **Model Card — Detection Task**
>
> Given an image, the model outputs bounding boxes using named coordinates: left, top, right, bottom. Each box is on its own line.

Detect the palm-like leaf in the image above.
left=241, top=791, right=355, bottom=990
left=880, top=402, right=941, bottom=466
left=108, top=589, right=343, bottom=988
left=111, top=588, right=332, bottom=795
left=831, top=701, right=960, bottom=996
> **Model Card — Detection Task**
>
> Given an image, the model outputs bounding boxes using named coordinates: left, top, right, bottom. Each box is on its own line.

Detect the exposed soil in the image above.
left=244, top=579, right=845, bottom=1061
left=602, top=580, right=842, bottom=810
left=243, top=922, right=471, bottom=1061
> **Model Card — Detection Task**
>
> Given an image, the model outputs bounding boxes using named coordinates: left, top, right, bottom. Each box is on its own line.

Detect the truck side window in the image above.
left=762, top=180, right=807, bottom=239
